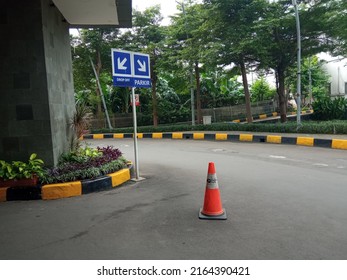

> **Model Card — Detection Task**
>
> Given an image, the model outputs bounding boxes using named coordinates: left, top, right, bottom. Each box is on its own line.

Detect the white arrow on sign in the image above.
left=117, top=57, right=127, bottom=70
left=137, top=59, right=146, bottom=72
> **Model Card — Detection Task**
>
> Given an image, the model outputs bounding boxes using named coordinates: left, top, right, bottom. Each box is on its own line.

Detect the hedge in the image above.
left=91, top=120, right=347, bottom=135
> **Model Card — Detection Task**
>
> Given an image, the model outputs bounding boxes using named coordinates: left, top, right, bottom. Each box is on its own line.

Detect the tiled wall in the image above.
left=0, top=0, right=75, bottom=166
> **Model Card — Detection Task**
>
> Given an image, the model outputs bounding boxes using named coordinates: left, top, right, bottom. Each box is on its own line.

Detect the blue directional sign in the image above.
left=112, top=49, right=132, bottom=87
left=111, top=49, right=151, bottom=88
left=113, top=51, right=131, bottom=75
left=133, top=54, right=150, bottom=77
left=133, top=52, right=151, bottom=88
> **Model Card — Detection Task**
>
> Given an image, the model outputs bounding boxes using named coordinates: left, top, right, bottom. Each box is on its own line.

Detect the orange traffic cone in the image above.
left=199, top=162, right=227, bottom=220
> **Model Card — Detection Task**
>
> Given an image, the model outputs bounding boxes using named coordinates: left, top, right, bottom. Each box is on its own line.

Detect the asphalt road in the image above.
left=1, top=139, right=347, bottom=260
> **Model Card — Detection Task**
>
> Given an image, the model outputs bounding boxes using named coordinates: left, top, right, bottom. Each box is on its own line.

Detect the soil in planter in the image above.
left=0, top=177, right=38, bottom=188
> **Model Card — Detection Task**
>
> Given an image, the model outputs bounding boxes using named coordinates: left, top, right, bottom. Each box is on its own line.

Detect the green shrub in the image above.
left=312, top=96, right=347, bottom=120
left=42, top=146, right=127, bottom=184
left=251, top=77, right=276, bottom=102
left=91, top=120, right=347, bottom=135
left=59, top=146, right=102, bottom=165
left=0, top=154, right=44, bottom=181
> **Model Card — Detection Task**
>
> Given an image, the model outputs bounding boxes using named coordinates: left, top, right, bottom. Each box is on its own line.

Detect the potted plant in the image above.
left=0, top=154, right=44, bottom=187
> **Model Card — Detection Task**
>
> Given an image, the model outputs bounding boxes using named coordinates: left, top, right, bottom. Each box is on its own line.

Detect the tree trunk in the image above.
left=95, top=50, right=103, bottom=118
left=151, top=59, right=158, bottom=127
left=240, top=60, right=252, bottom=123
left=276, top=68, right=287, bottom=123
left=121, top=88, right=129, bottom=113
left=195, top=61, right=202, bottom=124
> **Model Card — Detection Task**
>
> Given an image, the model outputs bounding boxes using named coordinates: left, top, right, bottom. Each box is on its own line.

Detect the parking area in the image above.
left=1, top=139, right=347, bottom=259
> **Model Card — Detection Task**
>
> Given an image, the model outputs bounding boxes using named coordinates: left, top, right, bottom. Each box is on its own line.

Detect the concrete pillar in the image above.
left=0, top=0, right=75, bottom=166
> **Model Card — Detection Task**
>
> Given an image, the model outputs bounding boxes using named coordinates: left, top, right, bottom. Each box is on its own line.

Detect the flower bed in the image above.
left=1, top=146, right=132, bottom=202
left=41, top=146, right=128, bottom=184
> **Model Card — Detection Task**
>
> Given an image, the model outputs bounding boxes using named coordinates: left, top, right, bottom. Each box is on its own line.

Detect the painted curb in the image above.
left=230, top=110, right=313, bottom=123
left=82, top=132, right=347, bottom=151
left=0, top=167, right=131, bottom=202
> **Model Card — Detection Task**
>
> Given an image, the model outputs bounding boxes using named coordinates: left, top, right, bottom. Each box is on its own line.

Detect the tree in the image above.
left=251, top=76, right=276, bottom=102
left=286, top=56, right=330, bottom=105
left=309, top=0, right=347, bottom=57
left=203, top=0, right=268, bottom=123
left=129, top=6, right=166, bottom=127
left=255, top=0, right=346, bottom=122
left=70, top=0, right=347, bottom=127
left=200, top=70, right=245, bottom=108
left=71, top=7, right=167, bottom=126
left=71, top=28, right=124, bottom=116
left=166, top=1, right=207, bottom=124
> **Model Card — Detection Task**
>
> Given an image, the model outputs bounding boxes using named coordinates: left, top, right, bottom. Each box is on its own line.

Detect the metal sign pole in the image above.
left=132, top=87, right=141, bottom=181
left=112, top=49, right=150, bottom=182
left=293, top=0, right=302, bottom=126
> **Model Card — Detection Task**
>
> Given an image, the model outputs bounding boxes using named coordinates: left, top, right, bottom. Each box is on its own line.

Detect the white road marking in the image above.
left=312, top=163, right=329, bottom=167
left=269, top=155, right=286, bottom=159
left=212, top=148, right=225, bottom=152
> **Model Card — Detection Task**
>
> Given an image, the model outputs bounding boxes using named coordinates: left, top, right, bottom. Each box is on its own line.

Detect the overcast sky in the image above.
left=132, top=0, right=180, bottom=25
left=132, top=0, right=203, bottom=25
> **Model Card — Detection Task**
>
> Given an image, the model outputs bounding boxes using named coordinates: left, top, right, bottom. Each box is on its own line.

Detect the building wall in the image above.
left=0, top=0, right=74, bottom=166
left=318, top=53, right=347, bottom=97
left=323, top=60, right=347, bottom=97
left=41, top=0, right=75, bottom=165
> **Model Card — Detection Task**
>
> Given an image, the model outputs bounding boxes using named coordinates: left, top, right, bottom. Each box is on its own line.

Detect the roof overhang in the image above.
left=52, top=0, right=132, bottom=28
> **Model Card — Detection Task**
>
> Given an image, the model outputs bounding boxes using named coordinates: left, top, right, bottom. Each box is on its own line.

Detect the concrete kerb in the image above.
left=230, top=109, right=313, bottom=123
left=81, top=132, right=347, bottom=151
left=0, top=166, right=132, bottom=203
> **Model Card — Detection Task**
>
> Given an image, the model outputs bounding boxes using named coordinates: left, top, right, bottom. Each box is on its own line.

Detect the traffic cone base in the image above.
left=199, top=208, right=227, bottom=220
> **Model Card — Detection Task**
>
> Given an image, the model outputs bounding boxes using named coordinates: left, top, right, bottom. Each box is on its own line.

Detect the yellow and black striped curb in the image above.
left=0, top=168, right=131, bottom=203
left=81, top=132, right=347, bottom=151
left=231, top=110, right=313, bottom=123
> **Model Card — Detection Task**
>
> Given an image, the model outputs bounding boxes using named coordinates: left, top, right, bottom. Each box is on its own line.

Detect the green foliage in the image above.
left=203, top=0, right=268, bottom=64
left=286, top=56, right=331, bottom=102
left=0, top=154, right=44, bottom=181
left=59, top=146, right=102, bottom=165
left=312, top=97, right=347, bottom=120
left=98, top=160, right=127, bottom=176
left=41, top=158, right=127, bottom=185
left=41, top=167, right=101, bottom=184
left=200, top=72, right=245, bottom=108
left=131, top=5, right=165, bottom=49
left=135, top=78, right=191, bottom=125
left=249, top=0, right=345, bottom=121
left=42, top=146, right=127, bottom=184
left=92, top=120, right=347, bottom=135
left=165, top=1, right=207, bottom=64
left=70, top=103, right=93, bottom=151
left=71, top=28, right=125, bottom=116
left=0, top=160, right=15, bottom=180
left=70, top=1, right=347, bottom=125
left=156, top=78, right=191, bottom=124
left=251, top=77, right=276, bottom=102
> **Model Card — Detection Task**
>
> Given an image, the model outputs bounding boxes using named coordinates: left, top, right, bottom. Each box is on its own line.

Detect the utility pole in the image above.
left=308, top=56, right=312, bottom=106
left=293, top=0, right=302, bottom=125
